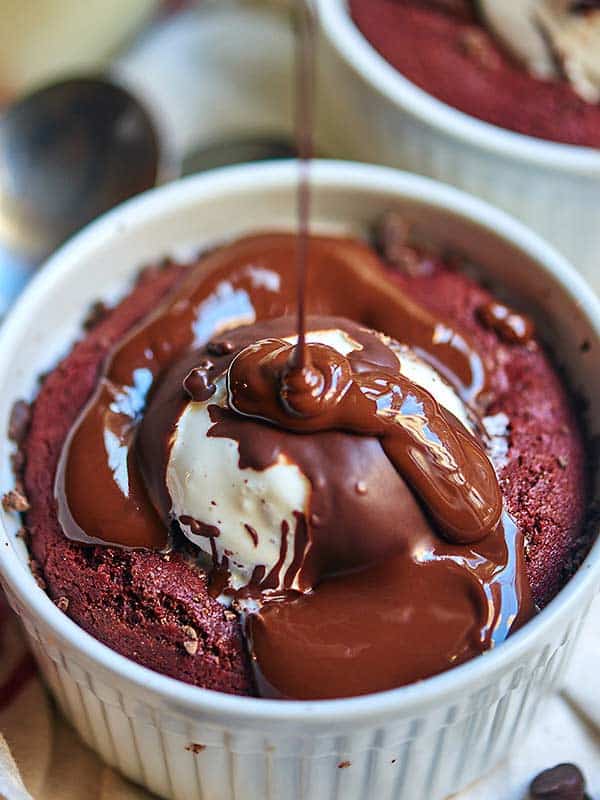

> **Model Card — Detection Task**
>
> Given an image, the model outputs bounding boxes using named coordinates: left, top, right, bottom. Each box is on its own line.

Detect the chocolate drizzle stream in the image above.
left=52, top=0, right=535, bottom=700
left=290, top=0, right=315, bottom=372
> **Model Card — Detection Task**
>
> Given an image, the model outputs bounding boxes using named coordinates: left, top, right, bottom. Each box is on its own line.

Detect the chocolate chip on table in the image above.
left=529, top=763, right=586, bottom=800
left=8, top=399, right=31, bottom=444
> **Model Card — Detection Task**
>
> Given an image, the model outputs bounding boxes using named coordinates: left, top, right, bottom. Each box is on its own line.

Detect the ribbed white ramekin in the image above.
left=0, top=162, right=599, bottom=800
left=316, top=0, right=600, bottom=291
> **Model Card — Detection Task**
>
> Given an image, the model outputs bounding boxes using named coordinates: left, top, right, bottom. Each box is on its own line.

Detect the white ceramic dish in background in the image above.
left=316, top=0, right=600, bottom=292
left=0, top=161, right=599, bottom=800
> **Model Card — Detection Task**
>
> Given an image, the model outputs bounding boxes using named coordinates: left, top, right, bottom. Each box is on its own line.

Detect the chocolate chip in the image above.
left=8, top=400, right=31, bottom=444
left=2, top=488, right=30, bottom=512
left=530, top=763, right=586, bottom=800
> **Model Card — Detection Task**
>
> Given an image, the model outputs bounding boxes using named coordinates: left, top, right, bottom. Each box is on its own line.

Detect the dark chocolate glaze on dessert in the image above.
left=54, top=231, right=536, bottom=699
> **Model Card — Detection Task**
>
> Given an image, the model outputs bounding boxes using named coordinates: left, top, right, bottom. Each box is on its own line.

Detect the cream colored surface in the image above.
left=0, top=0, right=158, bottom=99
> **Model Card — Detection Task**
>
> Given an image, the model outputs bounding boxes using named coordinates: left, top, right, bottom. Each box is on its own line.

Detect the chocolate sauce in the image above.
left=477, top=301, right=535, bottom=346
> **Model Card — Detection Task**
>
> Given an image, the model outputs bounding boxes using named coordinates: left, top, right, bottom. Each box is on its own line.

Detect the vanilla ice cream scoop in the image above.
left=160, top=321, right=481, bottom=593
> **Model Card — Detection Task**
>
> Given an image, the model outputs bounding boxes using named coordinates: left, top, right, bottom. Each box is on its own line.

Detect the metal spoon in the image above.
left=0, top=77, right=294, bottom=317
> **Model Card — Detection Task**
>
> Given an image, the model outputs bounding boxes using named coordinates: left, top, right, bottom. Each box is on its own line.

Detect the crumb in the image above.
left=55, top=596, right=70, bottom=612
left=2, top=488, right=30, bottom=512
left=182, top=625, right=199, bottom=656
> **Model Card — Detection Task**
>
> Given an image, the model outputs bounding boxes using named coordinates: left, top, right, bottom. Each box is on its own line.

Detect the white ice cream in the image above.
left=167, top=327, right=475, bottom=591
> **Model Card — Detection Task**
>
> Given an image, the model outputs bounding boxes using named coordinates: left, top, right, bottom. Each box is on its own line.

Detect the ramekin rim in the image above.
left=317, top=0, right=600, bottom=175
left=0, top=159, right=599, bottom=725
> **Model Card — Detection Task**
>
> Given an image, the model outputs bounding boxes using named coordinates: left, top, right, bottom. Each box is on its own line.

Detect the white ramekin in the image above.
left=0, top=161, right=599, bottom=800
left=316, top=0, right=600, bottom=291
